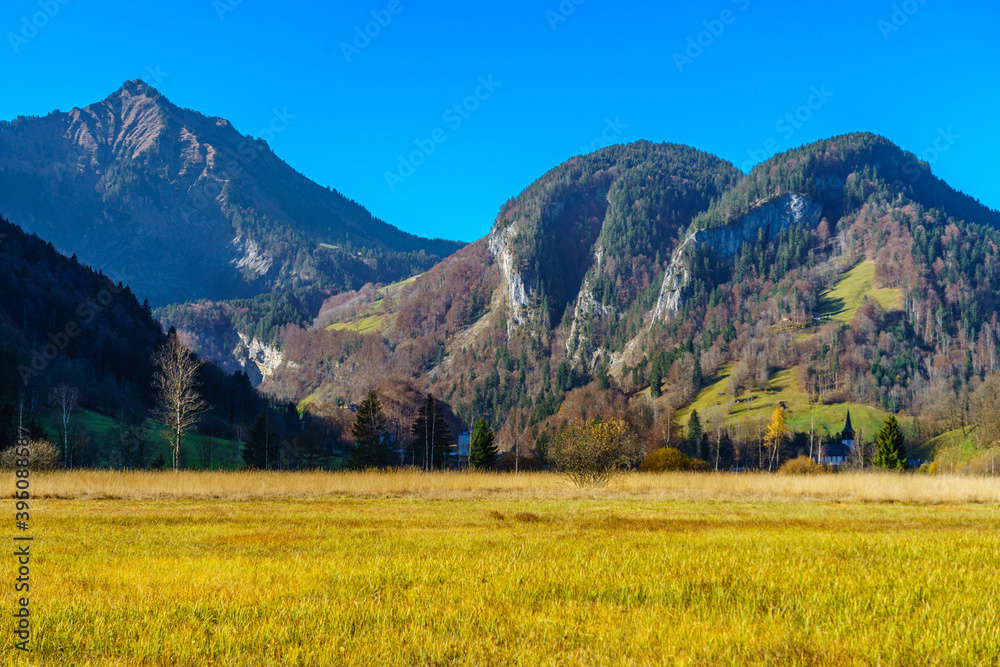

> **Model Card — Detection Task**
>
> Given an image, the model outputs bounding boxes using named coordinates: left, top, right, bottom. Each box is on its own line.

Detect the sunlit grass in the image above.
left=676, top=366, right=911, bottom=438
left=819, top=259, right=902, bottom=324
left=16, top=469, right=1000, bottom=503
left=4, top=471, right=999, bottom=665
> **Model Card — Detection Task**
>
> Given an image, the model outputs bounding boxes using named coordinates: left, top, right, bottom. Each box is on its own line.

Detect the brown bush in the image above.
left=493, top=453, right=542, bottom=472
left=1, top=440, right=62, bottom=471
left=549, top=419, right=644, bottom=486
left=778, top=455, right=829, bottom=475
left=640, top=447, right=708, bottom=472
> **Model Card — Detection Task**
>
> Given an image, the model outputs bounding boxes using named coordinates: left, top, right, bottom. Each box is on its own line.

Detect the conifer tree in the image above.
left=873, top=415, right=908, bottom=470
left=243, top=412, right=277, bottom=470
left=716, top=432, right=735, bottom=471
left=468, top=418, right=498, bottom=470
left=649, top=364, right=663, bottom=398
left=349, top=389, right=390, bottom=469
left=411, top=394, right=454, bottom=471
left=686, top=411, right=702, bottom=455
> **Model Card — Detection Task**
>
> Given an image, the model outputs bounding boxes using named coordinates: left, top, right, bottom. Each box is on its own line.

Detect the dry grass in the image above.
left=5, top=471, right=1000, bottom=664
left=8, top=495, right=1000, bottom=665
left=13, top=469, right=1000, bottom=504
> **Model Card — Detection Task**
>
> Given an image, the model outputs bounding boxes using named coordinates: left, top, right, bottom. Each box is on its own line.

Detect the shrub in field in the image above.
left=493, top=453, right=542, bottom=472
left=640, top=447, right=708, bottom=472
left=0, top=440, right=62, bottom=471
left=778, top=455, right=828, bottom=475
left=550, top=419, right=643, bottom=486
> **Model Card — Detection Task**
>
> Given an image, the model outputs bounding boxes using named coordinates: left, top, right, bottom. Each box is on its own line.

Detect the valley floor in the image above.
left=7, top=472, right=1000, bottom=665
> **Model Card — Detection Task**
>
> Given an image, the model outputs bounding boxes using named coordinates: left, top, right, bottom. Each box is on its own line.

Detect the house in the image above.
left=818, top=410, right=854, bottom=467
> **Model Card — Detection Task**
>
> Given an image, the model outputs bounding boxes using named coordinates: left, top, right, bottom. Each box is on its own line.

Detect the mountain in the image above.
left=267, top=141, right=743, bottom=423
left=0, top=80, right=464, bottom=309
left=268, top=134, right=1000, bottom=462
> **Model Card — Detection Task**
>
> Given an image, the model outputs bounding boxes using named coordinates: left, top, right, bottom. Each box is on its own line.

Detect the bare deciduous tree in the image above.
left=49, top=384, right=79, bottom=468
left=152, top=334, right=207, bottom=471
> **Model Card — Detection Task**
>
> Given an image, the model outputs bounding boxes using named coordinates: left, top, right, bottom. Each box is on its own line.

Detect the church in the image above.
left=818, top=411, right=854, bottom=467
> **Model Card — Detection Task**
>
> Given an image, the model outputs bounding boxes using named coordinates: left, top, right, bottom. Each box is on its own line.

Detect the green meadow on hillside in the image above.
left=819, top=259, right=902, bottom=324
left=675, top=365, right=911, bottom=440
left=37, top=408, right=238, bottom=470
left=326, top=275, right=419, bottom=334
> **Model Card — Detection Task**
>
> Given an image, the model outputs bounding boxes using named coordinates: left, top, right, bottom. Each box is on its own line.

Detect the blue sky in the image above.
left=1, top=0, right=997, bottom=243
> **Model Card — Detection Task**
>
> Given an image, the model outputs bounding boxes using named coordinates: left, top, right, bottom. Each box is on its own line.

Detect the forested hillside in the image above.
left=269, top=134, right=1000, bottom=468
left=0, top=215, right=276, bottom=467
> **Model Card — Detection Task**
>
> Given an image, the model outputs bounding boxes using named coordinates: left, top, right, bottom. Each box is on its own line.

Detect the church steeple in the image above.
left=843, top=410, right=854, bottom=438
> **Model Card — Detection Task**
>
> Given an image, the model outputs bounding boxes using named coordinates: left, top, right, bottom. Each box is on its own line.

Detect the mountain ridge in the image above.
left=267, top=133, right=1000, bottom=459
left=0, top=80, right=464, bottom=308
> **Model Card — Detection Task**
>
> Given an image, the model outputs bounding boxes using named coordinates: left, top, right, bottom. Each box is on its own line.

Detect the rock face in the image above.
left=653, top=193, right=823, bottom=319
left=487, top=218, right=532, bottom=333
left=235, top=333, right=284, bottom=385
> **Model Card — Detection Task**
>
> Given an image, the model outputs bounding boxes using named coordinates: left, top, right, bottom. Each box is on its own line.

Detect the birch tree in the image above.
left=49, top=385, right=79, bottom=468
left=152, top=333, right=207, bottom=471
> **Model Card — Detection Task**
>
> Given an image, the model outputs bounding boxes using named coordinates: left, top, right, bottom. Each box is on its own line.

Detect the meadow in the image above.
left=4, top=471, right=1000, bottom=665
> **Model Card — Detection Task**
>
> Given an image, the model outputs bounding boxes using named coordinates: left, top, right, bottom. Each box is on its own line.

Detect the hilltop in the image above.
left=270, top=133, right=1000, bottom=463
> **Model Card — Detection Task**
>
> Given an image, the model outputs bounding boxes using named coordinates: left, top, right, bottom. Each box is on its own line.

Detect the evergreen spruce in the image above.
left=873, top=415, right=908, bottom=470
left=411, top=394, right=455, bottom=471
left=686, top=411, right=702, bottom=449
left=649, top=364, right=663, bottom=398
left=468, top=418, right=499, bottom=470
left=349, top=390, right=390, bottom=469
left=243, top=412, right=277, bottom=470
left=716, top=432, right=735, bottom=470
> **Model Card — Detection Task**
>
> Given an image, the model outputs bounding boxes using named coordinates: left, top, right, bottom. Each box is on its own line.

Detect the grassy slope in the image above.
left=24, top=487, right=1000, bottom=665
left=818, top=259, right=902, bottom=324
left=914, top=428, right=1000, bottom=472
left=676, top=365, right=910, bottom=439
left=326, top=275, right=419, bottom=334
left=672, top=261, right=909, bottom=437
left=38, top=408, right=239, bottom=470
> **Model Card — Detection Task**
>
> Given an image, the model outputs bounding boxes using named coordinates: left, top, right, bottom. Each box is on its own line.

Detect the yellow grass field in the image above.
left=4, top=471, right=1000, bottom=665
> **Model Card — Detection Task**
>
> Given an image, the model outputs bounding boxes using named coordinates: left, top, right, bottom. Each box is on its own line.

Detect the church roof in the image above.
left=823, top=441, right=852, bottom=458
left=842, top=409, right=855, bottom=437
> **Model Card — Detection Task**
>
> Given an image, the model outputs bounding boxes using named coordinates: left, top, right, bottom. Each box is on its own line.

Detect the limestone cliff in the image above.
left=486, top=218, right=532, bottom=333
left=235, top=332, right=283, bottom=385
left=653, top=193, right=822, bottom=320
